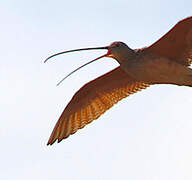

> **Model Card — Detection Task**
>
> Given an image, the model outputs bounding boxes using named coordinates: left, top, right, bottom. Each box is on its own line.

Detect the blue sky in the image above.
left=1, top=0, right=192, bottom=179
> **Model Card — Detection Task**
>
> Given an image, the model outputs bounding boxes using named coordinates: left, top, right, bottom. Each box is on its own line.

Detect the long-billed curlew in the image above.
left=45, top=16, right=192, bottom=145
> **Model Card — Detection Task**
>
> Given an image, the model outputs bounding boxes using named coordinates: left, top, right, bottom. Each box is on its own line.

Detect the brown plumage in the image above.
left=46, top=16, right=192, bottom=145
left=147, top=16, right=192, bottom=66
left=48, top=68, right=149, bottom=144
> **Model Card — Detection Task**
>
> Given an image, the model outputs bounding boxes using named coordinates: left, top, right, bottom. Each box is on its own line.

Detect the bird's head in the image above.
left=106, top=41, right=134, bottom=62
left=44, top=41, right=133, bottom=85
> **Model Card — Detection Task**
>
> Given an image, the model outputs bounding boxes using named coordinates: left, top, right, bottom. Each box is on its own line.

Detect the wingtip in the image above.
left=47, top=141, right=52, bottom=146
left=47, top=134, right=71, bottom=146
left=46, top=139, right=63, bottom=146
left=47, top=138, right=57, bottom=146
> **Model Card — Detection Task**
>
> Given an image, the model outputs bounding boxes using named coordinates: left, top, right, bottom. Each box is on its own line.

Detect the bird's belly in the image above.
left=123, top=57, right=192, bottom=85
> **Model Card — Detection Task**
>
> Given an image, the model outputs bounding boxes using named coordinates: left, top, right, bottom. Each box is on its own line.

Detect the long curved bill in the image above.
left=44, top=46, right=109, bottom=63
left=44, top=46, right=111, bottom=86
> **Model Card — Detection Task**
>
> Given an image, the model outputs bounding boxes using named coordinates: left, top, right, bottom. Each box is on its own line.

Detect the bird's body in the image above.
left=46, top=16, right=192, bottom=145
left=122, top=48, right=192, bottom=86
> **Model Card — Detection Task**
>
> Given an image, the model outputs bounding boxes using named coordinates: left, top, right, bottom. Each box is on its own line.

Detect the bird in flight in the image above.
left=46, top=16, right=192, bottom=145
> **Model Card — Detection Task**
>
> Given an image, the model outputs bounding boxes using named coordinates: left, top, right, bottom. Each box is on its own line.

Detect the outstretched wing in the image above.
left=47, top=67, right=149, bottom=145
left=148, top=16, right=192, bottom=66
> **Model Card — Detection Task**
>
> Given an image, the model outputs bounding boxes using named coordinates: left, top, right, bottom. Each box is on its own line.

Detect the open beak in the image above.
left=90, top=49, right=112, bottom=61
left=44, top=45, right=112, bottom=86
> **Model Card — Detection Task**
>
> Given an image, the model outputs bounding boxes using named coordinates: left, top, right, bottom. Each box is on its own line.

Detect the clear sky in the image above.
left=1, top=0, right=192, bottom=179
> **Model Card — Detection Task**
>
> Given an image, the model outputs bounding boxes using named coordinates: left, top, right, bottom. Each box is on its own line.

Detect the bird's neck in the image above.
left=116, top=47, right=136, bottom=65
